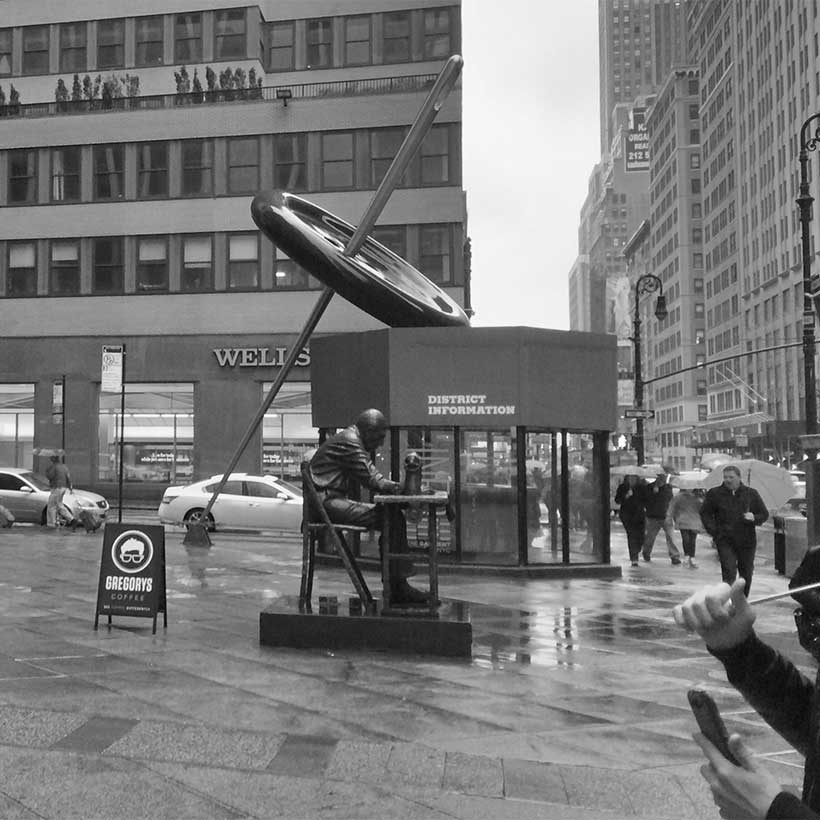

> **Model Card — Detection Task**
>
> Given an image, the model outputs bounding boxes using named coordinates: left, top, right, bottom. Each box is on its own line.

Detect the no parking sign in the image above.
left=95, top=524, right=166, bottom=634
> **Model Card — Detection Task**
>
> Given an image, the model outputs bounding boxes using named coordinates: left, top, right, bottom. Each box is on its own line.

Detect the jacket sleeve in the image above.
left=767, top=791, right=820, bottom=819
left=709, top=632, right=814, bottom=756
left=614, top=483, right=626, bottom=505
left=749, top=488, right=769, bottom=526
left=699, top=490, right=717, bottom=536
left=332, top=436, right=398, bottom=494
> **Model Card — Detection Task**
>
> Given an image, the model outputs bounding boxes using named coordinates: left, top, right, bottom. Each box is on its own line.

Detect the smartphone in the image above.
left=687, top=688, right=741, bottom=765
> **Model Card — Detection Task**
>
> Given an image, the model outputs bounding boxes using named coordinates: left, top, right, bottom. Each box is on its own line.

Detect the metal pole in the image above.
left=632, top=294, right=645, bottom=465
left=117, top=345, right=126, bottom=524
left=184, top=56, right=465, bottom=547
left=798, top=112, right=820, bottom=547
left=60, top=374, right=66, bottom=453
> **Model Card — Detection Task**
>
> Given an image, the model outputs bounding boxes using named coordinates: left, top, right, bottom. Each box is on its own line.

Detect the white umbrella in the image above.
left=700, top=459, right=797, bottom=509
left=670, top=473, right=706, bottom=490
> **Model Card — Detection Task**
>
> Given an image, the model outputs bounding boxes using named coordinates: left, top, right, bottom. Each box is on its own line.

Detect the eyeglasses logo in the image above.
left=111, top=531, right=154, bottom=574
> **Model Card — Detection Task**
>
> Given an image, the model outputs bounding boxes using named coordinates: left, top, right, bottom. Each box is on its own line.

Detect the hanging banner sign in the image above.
left=94, top=524, right=167, bottom=634
left=52, top=379, right=63, bottom=424
left=625, top=108, right=650, bottom=171
left=101, top=345, right=124, bottom=392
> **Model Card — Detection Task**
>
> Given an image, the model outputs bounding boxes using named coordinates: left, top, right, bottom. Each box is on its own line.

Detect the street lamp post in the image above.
left=797, top=113, right=820, bottom=547
left=631, top=273, right=668, bottom=465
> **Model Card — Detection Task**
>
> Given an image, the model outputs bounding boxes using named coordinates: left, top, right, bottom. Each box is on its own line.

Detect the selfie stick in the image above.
left=748, top=580, right=820, bottom=605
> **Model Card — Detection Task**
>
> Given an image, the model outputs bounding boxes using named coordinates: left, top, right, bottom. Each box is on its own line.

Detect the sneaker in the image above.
left=631, top=560, right=639, bottom=567
left=641, top=553, right=651, bottom=562
left=688, top=557, right=699, bottom=568
left=671, top=557, right=682, bottom=565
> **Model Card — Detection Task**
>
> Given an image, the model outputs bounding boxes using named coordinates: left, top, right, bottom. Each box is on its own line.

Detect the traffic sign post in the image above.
left=624, top=408, right=655, bottom=419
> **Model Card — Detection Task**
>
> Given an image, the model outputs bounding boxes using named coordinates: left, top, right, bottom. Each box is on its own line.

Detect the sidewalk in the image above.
left=0, top=520, right=809, bottom=819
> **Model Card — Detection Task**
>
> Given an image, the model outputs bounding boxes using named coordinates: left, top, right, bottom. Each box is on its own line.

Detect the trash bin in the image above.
left=784, top=515, right=809, bottom=578
left=773, top=515, right=785, bottom=575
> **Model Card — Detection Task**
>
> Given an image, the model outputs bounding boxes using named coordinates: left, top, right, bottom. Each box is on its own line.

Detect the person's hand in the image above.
left=695, top=732, right=782, bottom=818
left=672, top=578, right=755, bottom=650
left=743, top=512, right=755, bottom=522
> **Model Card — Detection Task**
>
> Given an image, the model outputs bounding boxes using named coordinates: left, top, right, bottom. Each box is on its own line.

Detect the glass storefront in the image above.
left=98, top=383, right=194, bottom=482
left=0, top=383, right=34, bottom=467
left=261, top=381, right=317, bottom=482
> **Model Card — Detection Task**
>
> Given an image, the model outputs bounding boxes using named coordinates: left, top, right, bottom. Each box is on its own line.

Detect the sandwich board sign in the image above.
left=95, top=524, right=166, bottom=634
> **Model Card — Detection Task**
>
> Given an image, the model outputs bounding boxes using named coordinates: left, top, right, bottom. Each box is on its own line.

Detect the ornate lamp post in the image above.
left=797, top=113, right=820, bottom=547
left=631, top=273, right=668, bottom=465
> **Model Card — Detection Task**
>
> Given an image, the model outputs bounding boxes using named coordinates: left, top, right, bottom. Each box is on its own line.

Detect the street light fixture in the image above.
left=631, top=272, right=667, bottom=465
left=797, top=113, right=820, bottom=547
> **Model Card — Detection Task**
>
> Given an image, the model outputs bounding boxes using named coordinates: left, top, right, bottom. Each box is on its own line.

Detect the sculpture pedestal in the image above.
left=259, top=597, right=472, bottom=657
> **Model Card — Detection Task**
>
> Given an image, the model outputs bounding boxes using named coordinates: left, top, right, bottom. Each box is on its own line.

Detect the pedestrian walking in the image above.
left=641, top=471, right=682, bottom=564
left=699, top=464, right=768, bottom=596
left=614, top=473, right=646, bottom=567
left=45, top=453, right=72, bottom=529
left=667, top=487, right=704, bottom=568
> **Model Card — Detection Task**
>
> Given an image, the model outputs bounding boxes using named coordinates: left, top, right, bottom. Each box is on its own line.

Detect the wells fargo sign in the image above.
left=212, top=347, right=310, bottom=368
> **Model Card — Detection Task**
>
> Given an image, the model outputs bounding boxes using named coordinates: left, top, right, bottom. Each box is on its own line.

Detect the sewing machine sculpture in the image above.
left=251, top=190, right=470, bottom=328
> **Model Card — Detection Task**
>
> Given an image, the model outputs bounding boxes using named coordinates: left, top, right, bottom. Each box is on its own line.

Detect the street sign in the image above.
left=101, top=345, right=124, bottom=392
left=624, top=408, right=655, bottom=419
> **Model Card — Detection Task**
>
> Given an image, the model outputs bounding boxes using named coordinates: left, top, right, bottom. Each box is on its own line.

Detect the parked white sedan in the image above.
left=0, top=467, right=109, bottom=525
left=158, top=473, right=303, bottom=532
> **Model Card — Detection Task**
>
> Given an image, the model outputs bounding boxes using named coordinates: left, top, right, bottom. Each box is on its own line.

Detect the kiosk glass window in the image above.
left=98, top=383, right=194, bottom=482
left=50, top=240, right=80, bottom=295
left=7, top=242, right=36, bottom=297
left=181, top=235, right=212, bottom=291
left=93, top=237, right=124, bottom=294
left=567, top=433, right=605, bottom=563
left=526, top=431, right=560, bottom=564
left=262, top=383, right=316, bottom=482
left=0, top=384, right=34, bottom=468
left=460, top=430, right=517, bottom=565
left=97, top=19, right=124, bottom=69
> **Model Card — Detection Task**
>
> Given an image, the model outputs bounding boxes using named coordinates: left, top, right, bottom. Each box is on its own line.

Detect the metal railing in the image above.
left=0, top=73, right=440, bottom=120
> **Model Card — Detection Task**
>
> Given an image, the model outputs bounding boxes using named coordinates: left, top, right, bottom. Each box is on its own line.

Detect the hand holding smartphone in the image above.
left=687, top=688, right=741, bottom=765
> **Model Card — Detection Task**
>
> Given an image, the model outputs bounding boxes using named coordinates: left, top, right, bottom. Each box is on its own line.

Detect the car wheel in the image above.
left=183, top=509, right=215, bottom=532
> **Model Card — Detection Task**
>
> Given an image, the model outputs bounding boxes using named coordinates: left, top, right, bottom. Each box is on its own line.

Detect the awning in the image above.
left=691, top=411, right=772, bottom=432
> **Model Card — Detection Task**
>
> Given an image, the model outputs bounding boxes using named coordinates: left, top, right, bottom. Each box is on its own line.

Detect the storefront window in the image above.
left=526, top=431, right=560, bottom=564
left=261, top=382, right=316, bottom=483
left=567, top=433, right=605, bottom=562
left=0, top=384, right=34, bottom=467
left=98, top=383, right=194, bottom=482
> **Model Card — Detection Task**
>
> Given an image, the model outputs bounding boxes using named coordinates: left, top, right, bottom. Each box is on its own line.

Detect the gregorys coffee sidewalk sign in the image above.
left=95, top=524, right=166, bottom=634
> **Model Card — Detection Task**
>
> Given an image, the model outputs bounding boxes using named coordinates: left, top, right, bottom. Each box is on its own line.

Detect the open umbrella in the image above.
left=670, top=471, right=708, bottom=490
left=700, top=459, right=797, bottom=509
left=31, top=447, right=65, bottom=457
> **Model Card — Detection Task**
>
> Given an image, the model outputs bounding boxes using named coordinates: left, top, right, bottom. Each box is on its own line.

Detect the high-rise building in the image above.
left=0, top=1, right=467, bottom=493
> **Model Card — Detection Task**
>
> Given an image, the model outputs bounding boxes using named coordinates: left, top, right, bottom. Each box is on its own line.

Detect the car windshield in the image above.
left=21, top=471, right=50, bottom=491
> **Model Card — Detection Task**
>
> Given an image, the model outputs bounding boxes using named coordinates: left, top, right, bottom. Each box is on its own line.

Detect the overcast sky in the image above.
left=461, top=2, right=600, bottom=331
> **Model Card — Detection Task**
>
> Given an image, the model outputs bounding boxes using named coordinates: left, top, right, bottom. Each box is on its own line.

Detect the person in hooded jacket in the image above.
left=614, top=473, right=646, bottom=567
left=673, top=574, right=820, bottom=819
left=668, top=486, right=704, bottom=568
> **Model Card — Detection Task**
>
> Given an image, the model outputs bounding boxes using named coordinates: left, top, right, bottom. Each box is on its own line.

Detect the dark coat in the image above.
left=641, top=479, right=673, bottom=519
left=711, top=633, right=820, bottom=818
left=699, top=482, right=768, bottom=547
left=614, top=479, right=646, bottom=528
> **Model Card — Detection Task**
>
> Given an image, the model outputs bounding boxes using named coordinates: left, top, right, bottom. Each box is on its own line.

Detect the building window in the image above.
left=174, top=13, right=202, bottom=63
left=383, top=12, right=410, bottom=63
left=692, top=202, right=702, bottom=218
left=137, top=142, right=169, bottom=198
left=420, top=124, right=450, bottom=184
left=423, top=8, right=451, bottom=59
left=269, top=22, right=294, bottom=71
left=690, top=153, right=701, bottom=169
left=322, top=132, right=354, bottom=189
left=307, top=18, right=333, bottom=68
left=370, top=127, right=408, bottom=188
left=273, top=133, right=307, bottom=190
left=273, top=257, right=315, bottom=289
left=6, top=242, right=36, bottom=296
left=214, top=9, right=246, bottom=60
left=93, top=237, right=123, bottom=294
left=135, top=16, right=164, bottom=66
left=8, top=150, right=37, bottom=204
left=93, top=144, right=124, bottom=200
left=227, top=137, right=259, bottom=194
left=50, top=240, right=80, bottom=295
left=59, top=22, right=87, bottom=73
left=137, top=237, right=168, bottom=291
left=693, top=252, right=703, bottom=268
left=181, top=139, right=213, bottom=196
left=22, top=25, right=49, bottom=75
left=0, top=29, right=11, bottom=75
left=97, top=19, right=124, bottom=69
left=181, top=235, right=212, bottom=291
left=227, top=233, right=258, bottom=289
left=51, top=147, right=81, bottom=202
left=420, top=224, right=451, bottom=283
left=345, top=15, right=371, bottom=65
left=371, top=225, right=406, bottom=259
left=694, top=302, right=704, bottom=317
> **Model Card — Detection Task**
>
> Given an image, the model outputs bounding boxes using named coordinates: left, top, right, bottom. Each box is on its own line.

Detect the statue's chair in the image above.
left=299, top=461, right=376, bottom=613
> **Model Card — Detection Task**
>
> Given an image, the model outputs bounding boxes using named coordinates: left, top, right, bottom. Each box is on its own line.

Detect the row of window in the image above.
left=0, top=6, right=456, bottom=77
left=3, top=123, right=458, bottom=206
left=1, top=223, right=457, bottom=297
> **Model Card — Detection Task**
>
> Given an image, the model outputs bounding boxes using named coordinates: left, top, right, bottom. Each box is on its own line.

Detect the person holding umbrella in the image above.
left=700, top=464, right=768, bottom=596
left=668, top=480, right=704, bottom=568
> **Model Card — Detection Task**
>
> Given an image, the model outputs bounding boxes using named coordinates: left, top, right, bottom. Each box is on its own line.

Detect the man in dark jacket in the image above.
left=700, top=464, right=769, bottom=596
left=640, top=472, right=682, bottom=564
left=673, top=578, right=820, bottom=819
left=309, top=408, right=427, bottom=605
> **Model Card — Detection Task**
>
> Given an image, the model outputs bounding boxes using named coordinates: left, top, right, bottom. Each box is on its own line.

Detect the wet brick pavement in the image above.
left=0, top=519, right=809, bottom=819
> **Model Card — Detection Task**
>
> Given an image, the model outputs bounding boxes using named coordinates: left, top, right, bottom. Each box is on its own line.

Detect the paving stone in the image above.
left=387, top=741, right=446, bottom=786
left=442, top=750, right=503, bottom=796
left=503, top=757, right=567, bottom=803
